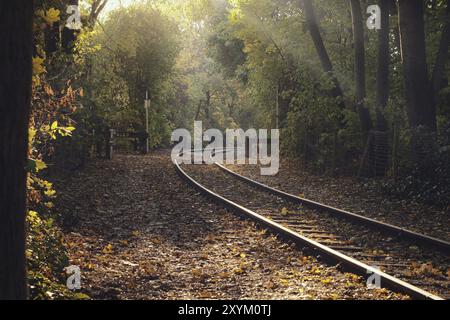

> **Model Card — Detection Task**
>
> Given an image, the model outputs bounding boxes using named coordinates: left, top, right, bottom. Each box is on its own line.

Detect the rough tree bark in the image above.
left=302, top=0, right=346, bottom=109
left=349, top=0, right=373, bottom=139
left=0, top=0, right=34, bottom=300
left=375, top=0, right=390, bottom=131
left=398, top=0, right=437, bottom=131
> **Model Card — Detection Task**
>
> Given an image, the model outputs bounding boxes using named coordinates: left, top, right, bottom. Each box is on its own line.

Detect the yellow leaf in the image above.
left=28, top=210, right=39, bottom=219
left=35, top=159, right=47, bottom=172
left=131, top=231, right=140, bottom=237
left=28, top=128, right=36, bottom=144
left=43, top=180, right=53, bottom=189
left=32, top=57, right=45, bottom=76
left=102, top=244, right=113, bottom=254
left=43, top=8, right=60, bottom=25
left=45, top=202, right=54, bottom=208
left=51, top=121, right=58, bottom=130
left=44, top=189, right=56, bottom=197
left=281, top=207, right=289, bottom=216
left=32, top=75, right=41, bottom=87
left=279, top=278, right=289, bottom=286
left=312, top=267, right=322, bottom=274
left=234, top=268, right=244, bottom=274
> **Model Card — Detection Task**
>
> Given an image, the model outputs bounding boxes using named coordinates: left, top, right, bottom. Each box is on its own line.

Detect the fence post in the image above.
left=303, top=127, right=308, bottom=169
left=140, top=132, right=149, bottom=155
left=392, top=121, right=398, bottom=182
left=105, top=129, right=114, bottom=160
left=332, top=131, right=338, bottom=176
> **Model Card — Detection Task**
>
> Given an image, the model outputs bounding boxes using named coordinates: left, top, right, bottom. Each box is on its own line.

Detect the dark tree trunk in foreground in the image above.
left=349, top=0, right=373, bottom=139
left=0, top=1, right=34, bottom=299
left=375, top=0, right=390, bottom=131
left=398, top=0, right=436, bottom=131
left=302, top=0, right=346, bottom=109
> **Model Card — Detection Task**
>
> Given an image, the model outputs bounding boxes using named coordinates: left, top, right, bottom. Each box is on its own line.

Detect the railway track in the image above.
left=216, top=163, right=450, bottom=253
left=174, top=159, right=449, bottom=300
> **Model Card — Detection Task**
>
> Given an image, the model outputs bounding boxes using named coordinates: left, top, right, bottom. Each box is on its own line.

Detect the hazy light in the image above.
left=99, top=0, right=144, bottom=17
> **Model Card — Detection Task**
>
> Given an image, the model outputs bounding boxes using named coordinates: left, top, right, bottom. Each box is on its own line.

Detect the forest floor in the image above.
left=227, top=161, right=449, bottom=242
left=54, top=151, right=408, bottom=300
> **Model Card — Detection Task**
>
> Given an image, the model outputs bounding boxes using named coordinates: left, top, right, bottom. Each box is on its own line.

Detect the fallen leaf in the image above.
left=102, top=244, right=113, bottom=254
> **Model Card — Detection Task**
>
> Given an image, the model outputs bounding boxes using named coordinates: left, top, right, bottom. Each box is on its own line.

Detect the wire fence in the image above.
left=300, top=126, right=443, bottom=179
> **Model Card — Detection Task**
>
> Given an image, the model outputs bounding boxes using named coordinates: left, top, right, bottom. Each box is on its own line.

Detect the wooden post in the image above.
left=392, top=120, right=399, bottom=182
left=275, top=82, right=280, bottom=129
left=245, top=136, right=250, bottom=161
left=144, top=105, right=149, bottom=154
left=105, top=129, right=114, bottom=160
left=144, top=92, right=150, bottom=154
left=303, top=127, right=308, bottom=169
left=141, top=132, right=149, bottom=155
left=332, top=131, right=338, bottom=176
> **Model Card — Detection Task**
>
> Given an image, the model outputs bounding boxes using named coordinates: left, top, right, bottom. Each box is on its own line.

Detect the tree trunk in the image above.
left=302, top=0, right=346, bottom=109
left=375, top=0, right=390, bottom=131
left=89, top=0, right=109, bottom=27
left=349, top=0, right=373, bottom=139
left=0, top=0, right=34, bottom=300
left=398, top=0, right=436, bottom=131
left=430, top=0, right=450, bottom=107
left=45, top=21, right=60, bottom=54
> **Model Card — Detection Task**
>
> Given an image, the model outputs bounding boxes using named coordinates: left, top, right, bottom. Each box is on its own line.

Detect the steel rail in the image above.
left=215, top=163, right=450, bottom=254
left=174, top=161, right=444, bottom=300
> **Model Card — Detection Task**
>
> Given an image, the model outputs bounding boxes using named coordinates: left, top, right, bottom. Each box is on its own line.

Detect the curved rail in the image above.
left=215, top=163, right=450, bottom=254
left=174, top=161, right=444, bottom=300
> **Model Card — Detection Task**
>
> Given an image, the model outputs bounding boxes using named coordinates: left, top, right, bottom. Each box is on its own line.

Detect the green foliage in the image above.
left=76, top=4, right=182, bottom=146
left=26, top=0, right=88, bottom=299
left=199, top=0, right=450, bottom=179
left=382, top=126, right=450, bottom=208
left=27, top=210, right=88, bottom=300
